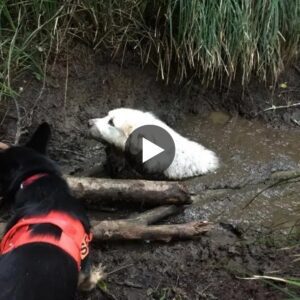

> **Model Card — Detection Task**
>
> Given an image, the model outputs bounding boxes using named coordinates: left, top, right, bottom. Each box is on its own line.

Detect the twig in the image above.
left=12, top=97, right=22, bottom=145
left=6, top=10, right=23, bottom=145
left=55, top=147, right=85, bottom=157
left=294, top=65, right=300, bottom=75
left=0, top=106, right=9, bottom=127
left=106, top=264, right=134, bottom=276
left=291, top=118, right=300, bottom=126
left=28, top=33, right=55, bottom=127
left=63, top=52, right=69, bottom=122
left=243, top=172, right=300, bottom=209
left=263, top=102, right=300, bottom=112
left=113, top=280, right=143, bottom=289
left=128, top=205, right=182, bottom=225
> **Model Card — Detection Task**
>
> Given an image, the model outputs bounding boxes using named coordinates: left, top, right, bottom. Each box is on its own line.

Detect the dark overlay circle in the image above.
left=125, top=125, right=175, bottom=175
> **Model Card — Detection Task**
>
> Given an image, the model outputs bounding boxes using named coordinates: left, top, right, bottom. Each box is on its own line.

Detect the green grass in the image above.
left=0, top=0, right=299, bottom=99
left=244, top=275, right=300, bottom=299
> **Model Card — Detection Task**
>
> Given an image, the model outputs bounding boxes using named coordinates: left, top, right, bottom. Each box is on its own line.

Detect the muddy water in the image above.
left=173, top=112, right=300, bottom=235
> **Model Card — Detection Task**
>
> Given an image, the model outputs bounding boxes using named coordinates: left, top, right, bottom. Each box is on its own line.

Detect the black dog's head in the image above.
left=0, top=123, right=60, bottom=200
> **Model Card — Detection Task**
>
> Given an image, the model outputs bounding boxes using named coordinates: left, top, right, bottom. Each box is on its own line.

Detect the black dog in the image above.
left=0, top=123, right=101, bottom=300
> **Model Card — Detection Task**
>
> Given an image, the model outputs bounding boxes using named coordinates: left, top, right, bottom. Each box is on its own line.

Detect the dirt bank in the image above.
left=1, top=46, right=300, bottom=299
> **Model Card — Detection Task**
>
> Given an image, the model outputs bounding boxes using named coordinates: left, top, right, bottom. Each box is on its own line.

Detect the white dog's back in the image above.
left=89, top=108, right=219, bottom=179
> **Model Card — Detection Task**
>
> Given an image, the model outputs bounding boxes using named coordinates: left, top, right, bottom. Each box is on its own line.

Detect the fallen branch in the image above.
left=0, top=221, right=212, bottom=242
left=0, top=143, right=209, bottom=242
left=270, top=169, right=300, bottom=181
left=126, top=205, right=182, bottom=225
left=263, top=102, right=300, bottom=112
left=92, top=220, right=212, bottom=242
left=0, top=206, right=212, bottom=242
left=0, top=143, right=191, bottom=206
left=66, top=176, right=191, bottom=206
left=92, top=202, right=212, bottom=242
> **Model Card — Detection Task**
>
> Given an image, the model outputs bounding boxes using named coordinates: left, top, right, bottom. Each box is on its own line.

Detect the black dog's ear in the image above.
left=25, top=122, right=51, bottom=154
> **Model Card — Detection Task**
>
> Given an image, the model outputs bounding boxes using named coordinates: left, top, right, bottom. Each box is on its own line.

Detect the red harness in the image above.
left=20, top=173, right=48, bottom=189
left=0, top=174, right=93, bottom=270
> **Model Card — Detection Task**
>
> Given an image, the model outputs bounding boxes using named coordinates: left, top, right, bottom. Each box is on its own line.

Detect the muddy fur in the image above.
left=89, top=108, right=219, bottom=179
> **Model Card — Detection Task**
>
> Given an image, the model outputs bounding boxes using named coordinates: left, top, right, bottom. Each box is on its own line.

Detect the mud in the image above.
left=1, top=47, right=300, bottom=299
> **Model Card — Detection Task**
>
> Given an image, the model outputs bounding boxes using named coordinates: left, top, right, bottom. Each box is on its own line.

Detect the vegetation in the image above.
left=0, top=0, right=299, bottom=98
left=246, top=275, right=300, bottom=299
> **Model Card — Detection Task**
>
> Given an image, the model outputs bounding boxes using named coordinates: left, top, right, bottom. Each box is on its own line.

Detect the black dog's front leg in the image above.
left=78, top=255, right=106, bottom=291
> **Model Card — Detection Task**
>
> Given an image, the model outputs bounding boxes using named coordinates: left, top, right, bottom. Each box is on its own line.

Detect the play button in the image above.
left=142, top=138, right=164, bottom=163
left=125, top=125, right=175, bottom=175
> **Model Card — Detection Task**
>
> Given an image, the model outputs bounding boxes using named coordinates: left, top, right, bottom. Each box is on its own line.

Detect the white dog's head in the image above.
left=88, top=108, right=158, bottom=149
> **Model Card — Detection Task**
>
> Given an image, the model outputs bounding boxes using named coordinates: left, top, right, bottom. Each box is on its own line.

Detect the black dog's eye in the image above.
left=108, top=118, right=114, bottom=126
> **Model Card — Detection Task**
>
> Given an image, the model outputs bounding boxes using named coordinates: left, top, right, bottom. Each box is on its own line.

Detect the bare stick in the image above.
left=92, top=220, right=212, bottom=242
left=89, top=205, right=181, bottom=228
left=263, top=102, right=300, bottom=112
left=0, top=223, right=5, bottom=236
left=5, top=11, right=24, bottom=145
left=0, top=216, right=212, bottom=243
left=66, top=176, right=191, bottom=206
left=63, top=52, right=69, bottom=122
left=270, top=169, right=300, bottom=181
left=127, top=205, right=182, bottom=225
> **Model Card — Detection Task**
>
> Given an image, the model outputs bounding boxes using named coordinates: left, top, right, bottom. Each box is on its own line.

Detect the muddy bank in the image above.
left=1, top=48, right=300, bottom=299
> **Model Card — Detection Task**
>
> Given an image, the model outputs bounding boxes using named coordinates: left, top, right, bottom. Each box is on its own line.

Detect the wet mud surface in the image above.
left=1, top=48, right=300, bottom=299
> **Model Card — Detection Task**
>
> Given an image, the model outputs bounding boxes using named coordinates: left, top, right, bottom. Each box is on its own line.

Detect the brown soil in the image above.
left=1, top=44, right=300, bottom=299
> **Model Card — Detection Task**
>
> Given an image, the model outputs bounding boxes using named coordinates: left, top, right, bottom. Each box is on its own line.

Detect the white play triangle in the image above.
left=142, top=137, right=165, bottom=163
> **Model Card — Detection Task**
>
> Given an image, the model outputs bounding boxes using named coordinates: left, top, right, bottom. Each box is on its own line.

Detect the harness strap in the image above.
left=20, top=173, right=48, bottom=189
left=0, top=211, right=92, bottom=270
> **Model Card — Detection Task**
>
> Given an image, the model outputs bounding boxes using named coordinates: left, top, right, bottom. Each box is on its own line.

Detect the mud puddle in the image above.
left=1, top=52, right=300, bottom=299
left=176, top=112, right=300, bottom=234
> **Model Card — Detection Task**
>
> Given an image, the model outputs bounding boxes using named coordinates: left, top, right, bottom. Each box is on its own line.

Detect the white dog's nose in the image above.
left=88, top=119, right=95, bottom=128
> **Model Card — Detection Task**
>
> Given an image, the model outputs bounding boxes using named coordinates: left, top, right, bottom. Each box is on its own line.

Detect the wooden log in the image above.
left=0, top=206, right=212, bottom=242
left=66, top=176, right=191, bottom=206
left=0, top=142, right=191, bottom=206
left=92, top=220, right=213, bottom=242
left=0, top=220, right=212, bottom=242
left=92, top=204, right=211, bottom=242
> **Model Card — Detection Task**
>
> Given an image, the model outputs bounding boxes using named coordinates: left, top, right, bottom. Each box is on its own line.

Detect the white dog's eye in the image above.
left=108, top=118, right=115, bottom=126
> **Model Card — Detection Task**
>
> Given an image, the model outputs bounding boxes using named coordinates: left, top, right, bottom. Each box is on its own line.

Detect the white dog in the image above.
left=88, top=108, right=219, bottom=179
